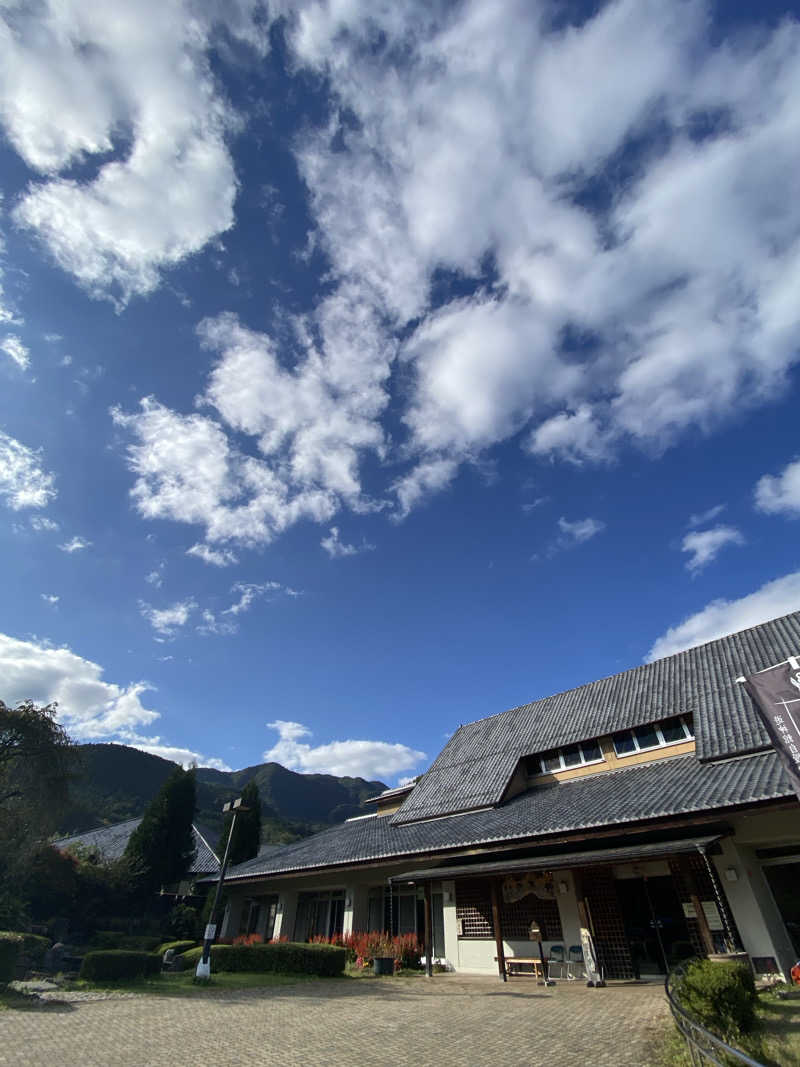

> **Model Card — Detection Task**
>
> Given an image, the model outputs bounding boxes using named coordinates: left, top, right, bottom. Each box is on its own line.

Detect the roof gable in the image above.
left=392, top=610, right=800, bottom=824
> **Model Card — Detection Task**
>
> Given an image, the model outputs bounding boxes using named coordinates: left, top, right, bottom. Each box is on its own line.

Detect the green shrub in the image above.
left=181, top=942, right=346, bottom=977
left=677, top=959, right=758, bottom=1039
left=156, top=940, right=197, bottom=957
left=164, top=903, right=200, bottom=941
left=80, top=950, right=162, bottom=982
left=88, top=931, right=161, bottom=952
left=17, top=932, right=50, bottom=969
left=0, top=932, right=24, bottom=983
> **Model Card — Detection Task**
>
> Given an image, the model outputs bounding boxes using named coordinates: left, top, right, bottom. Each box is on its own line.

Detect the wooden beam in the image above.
left=424, top=881, right=433, bottom=978
left=490, top=878, right=507, bottom=982
left=677, top=855, right=716, bottom=957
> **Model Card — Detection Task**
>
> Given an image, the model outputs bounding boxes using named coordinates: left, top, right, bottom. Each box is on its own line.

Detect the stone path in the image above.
left=2, top=975, right=669, bottom=1067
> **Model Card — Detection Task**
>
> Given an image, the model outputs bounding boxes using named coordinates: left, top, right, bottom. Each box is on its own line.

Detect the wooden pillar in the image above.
left=678, top=855, right=716, bottom=957
left=572, top=869, right=592, bottom=933
left=490, top=878, right=507, bottom=982
left=424, top=881, right=433, bottom=978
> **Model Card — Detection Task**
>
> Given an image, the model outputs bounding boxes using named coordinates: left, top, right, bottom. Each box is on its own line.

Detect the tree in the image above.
left=124, top=766, right=196, bottom=897
left=219, top=780, right=262, bottom=866
left=0, top=700, right=77, bottom=924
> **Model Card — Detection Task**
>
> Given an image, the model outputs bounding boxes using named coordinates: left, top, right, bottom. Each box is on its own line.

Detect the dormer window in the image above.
left=528, top=739, right=604, bottom=776
left=612, top=714, right=694, bottom=757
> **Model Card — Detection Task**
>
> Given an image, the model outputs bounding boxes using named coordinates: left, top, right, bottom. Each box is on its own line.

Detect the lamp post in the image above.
left=196, top=796, right=249, bottom=980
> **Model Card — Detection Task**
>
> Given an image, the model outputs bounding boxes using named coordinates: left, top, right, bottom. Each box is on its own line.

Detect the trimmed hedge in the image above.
left=677, top=959, right=758, bottom=1039
left=157, top=940, right=197, bottom=957
left=182, top=942, right=346, bottom=977
left=0, top=932, right=24, bottom=983
left=89, top=932, right=162, bottom=952
left=80, top=950, right=162, bottom=982
left=15, top=932, right=50, bottom=969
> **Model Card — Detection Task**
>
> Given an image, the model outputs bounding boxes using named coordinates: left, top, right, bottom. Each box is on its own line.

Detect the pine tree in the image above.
left=124, top=766, right=196, bottom=896
left=219, top=779, right=261, bottom=866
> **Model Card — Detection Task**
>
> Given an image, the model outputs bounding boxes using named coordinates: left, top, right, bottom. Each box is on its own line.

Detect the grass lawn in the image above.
left=650, top=989, right=800, bottom=1066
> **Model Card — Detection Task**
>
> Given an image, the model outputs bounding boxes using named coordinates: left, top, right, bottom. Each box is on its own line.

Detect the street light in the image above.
left=195, top=796, right=249, bottom=980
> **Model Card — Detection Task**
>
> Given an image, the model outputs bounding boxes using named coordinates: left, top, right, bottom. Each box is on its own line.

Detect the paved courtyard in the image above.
left=2, top=976, right=669, bottom=1067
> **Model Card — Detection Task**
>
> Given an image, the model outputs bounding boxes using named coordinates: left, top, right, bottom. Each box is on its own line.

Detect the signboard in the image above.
left=742, top=656, right=800, bottom=801
left=682, top=902, right=697, bottom=919
left=204, top=924, right=217, bottom=941
left=702, top=902, right=724, bottom=932
left=580, top=926, right=603, bottom=986
left=502, top=871, right=555, bottom=903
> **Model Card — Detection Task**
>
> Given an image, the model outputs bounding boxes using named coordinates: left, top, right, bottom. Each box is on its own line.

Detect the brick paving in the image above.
left=2, top=976, right=669, bottom=1067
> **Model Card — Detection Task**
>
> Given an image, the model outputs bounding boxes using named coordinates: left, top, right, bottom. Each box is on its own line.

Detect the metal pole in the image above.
left=196, top=799, right=246, bottom=979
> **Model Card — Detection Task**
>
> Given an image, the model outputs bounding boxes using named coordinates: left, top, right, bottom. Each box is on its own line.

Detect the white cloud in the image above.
left=59, top=535, right=91, bottom=553
left=264, top=719, right=426, bottom=781
left=688, top=504, right=726, bottom=528
left=139, top=598, right=196, bottom=638
left=754, top=457, right=800, bottom=518
left=40, top=593, right=59, bottom=605
left=1, top=1, right=268, bottom=303
left=145, top=565, right=164, bottom=588
left=196, top=608, right=237, bottom=637
left=0, top=430, right=57, bottom=510
left=186, top=543, right=239, bottom=567
left=681, top=524, right=745, bottom=573
left=30, top=515, right=59, bottom=532
left=108, top=3, right=800, bottom=534
left=557, top=517, right=606, bottom=544
left=122, top=737, right=232, bottom=772
left=320, top=525, right=374, bottom=559
left=0, top=631, right=159, bottom=739
left=223, top=581, right=284, bottom=615
left=647, top=571, right=800, bottom=661
left=0, top=335, right=30, bottom=370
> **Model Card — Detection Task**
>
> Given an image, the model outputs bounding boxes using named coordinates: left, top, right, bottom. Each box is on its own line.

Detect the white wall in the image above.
left=713, top=837, right=796, bottom=980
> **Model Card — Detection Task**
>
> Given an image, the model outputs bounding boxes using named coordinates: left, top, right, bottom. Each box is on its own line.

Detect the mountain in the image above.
left=58, top=743, right=387, bottom=848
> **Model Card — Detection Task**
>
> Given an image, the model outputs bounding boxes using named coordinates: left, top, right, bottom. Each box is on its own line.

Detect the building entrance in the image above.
left=763, top=861, right=800, bottom=956
left=615, top=875, right=692, bottom=976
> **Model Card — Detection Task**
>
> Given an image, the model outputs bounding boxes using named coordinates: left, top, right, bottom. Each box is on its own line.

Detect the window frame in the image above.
left=612, top=714, right=694, bottom=758
left=529, top=739, right=605, bottom=777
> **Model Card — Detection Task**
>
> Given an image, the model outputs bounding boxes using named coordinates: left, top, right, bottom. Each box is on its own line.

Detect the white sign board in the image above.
left=702, top=902, right=724, bottom=932
left=204, top=924, right=217, bottom=941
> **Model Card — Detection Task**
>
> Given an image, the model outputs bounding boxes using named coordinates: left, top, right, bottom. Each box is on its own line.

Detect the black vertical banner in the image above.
left=743, top=657, right=800, bottom=802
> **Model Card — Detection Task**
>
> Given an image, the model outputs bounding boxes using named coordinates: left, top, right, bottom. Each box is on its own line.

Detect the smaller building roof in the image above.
left=54, top=819, right=220, bottom=875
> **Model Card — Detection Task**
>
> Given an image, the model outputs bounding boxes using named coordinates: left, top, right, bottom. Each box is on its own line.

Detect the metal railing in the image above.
left=665, top=961, right=765, bottom=1067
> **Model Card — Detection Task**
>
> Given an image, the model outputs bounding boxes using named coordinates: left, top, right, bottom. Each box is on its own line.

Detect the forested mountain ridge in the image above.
left=58, top=743, right=388, bottom=847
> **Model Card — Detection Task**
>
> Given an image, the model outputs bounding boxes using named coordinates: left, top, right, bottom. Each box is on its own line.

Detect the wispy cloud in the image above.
left=0, top=431, right=56, bottom=510
left=30, top=515, right=59, bottom=532
left=681, top=525, right=745, bottom=574
left=687, top=504, right=726, bottom=528
left=320, top=526, right=375, bottom=559
left=139, top=598, right=196, bottom=638
left=187, top=542, right=239, bottom=567
left=59, top=535, right=92, bottom=553
left=40, top=593, right=59, bottom=605
left=0, top=335, right=30, bottom=370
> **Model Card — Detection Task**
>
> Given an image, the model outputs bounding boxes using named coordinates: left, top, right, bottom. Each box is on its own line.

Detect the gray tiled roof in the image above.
left=213, top=751, right=792, bottom=883
left=54, top=819, right=220, bottom=874
left=393, top=611, right=800, bottom=824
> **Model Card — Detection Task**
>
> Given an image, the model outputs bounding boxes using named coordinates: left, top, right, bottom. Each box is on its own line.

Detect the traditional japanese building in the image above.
left=214, top=611, right=800, bottom=981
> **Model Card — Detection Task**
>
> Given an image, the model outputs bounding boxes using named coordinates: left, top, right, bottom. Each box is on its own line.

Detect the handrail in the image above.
left=664, top=961, right=765, bottom=1067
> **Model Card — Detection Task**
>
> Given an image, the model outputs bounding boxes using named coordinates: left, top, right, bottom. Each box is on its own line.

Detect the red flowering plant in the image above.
left=310, top=932, right=423, bottom=970
left=233, top=932, right=263, bottom=947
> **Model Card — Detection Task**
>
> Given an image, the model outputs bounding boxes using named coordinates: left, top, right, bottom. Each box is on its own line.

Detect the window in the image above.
left=529, top=739, right=605, bottom=776
left=293, top=889, right=345, bottom=942
left=612, top=714, right=694, bottom=757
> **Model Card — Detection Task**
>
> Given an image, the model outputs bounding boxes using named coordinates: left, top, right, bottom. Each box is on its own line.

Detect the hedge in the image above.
left=15, top=932, right=50, bottom=969
left=89, top=932, right=162, bottom=952
left=181, top=942, right=346, bottom=977
left=676, top=959, right=758, bottom=1039
left=157, top=940, right=197, bottom=957
left=80, top=950, right=162, bottom=982
left=0, top=932, right=24, bottom=983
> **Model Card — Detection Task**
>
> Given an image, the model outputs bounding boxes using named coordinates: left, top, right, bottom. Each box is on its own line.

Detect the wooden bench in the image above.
left=495, top=956, right=545, bottom=979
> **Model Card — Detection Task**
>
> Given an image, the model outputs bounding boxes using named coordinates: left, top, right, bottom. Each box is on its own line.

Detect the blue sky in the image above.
left=1, top=0, right=799, bottom=783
